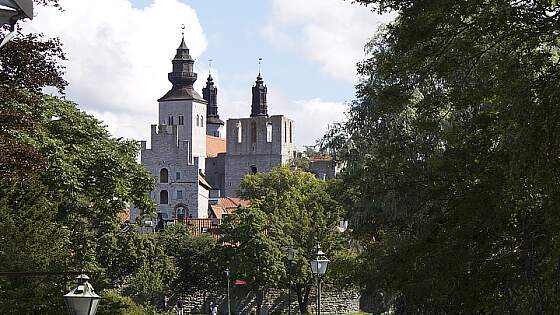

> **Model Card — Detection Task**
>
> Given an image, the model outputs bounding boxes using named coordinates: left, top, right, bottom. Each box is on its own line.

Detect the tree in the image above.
left=323, top=0, right=560, bottom=313
left=221, top=201, right=285, bottom=315
left=238, top=167, right=345, bottom=314
left=0, top=93, right=155, bottom=312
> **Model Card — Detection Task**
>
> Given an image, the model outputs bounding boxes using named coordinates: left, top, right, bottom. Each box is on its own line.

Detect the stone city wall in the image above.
left=178, top=286, right=360, bottom=315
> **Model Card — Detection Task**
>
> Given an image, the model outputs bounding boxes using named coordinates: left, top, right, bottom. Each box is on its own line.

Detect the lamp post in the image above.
left=0, top=0, right=33, bottom=28
left=225, top=268, right=231, bottom=315
left=64, top=274, right=101, bottom=315
left=310, top=246, right=329, bottom=315
left=0, top=0, right=33, bottom=48
left=286, top=248, right=297, bottom=315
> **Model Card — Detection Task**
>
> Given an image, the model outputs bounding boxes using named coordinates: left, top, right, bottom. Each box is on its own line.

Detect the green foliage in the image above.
left=324, top=0, right=560, bottom=313
left=231, top=167, right=346, bottom=313
left=97, top=289, right=146, bottom=315
left=0, top=94, right=156, bottom=312
left=221, top=201, right=285, bottom=306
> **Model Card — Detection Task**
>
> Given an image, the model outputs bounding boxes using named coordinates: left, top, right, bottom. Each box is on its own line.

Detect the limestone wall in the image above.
left=177, top=286, right=360, bottom=315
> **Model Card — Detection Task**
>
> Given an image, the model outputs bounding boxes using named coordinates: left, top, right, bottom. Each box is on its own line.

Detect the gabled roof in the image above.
left=209, top=197, right=251, bottom=219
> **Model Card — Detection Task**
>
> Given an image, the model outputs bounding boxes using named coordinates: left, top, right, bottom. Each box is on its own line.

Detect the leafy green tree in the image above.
left=239, top=167, right=345, bottom=314
left=323, top=0, right=560, bottom=313
left=221, top=201, right=285, bottom=314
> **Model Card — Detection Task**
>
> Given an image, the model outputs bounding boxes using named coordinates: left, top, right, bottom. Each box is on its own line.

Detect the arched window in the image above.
left=237, top=122, right=242, bottom=143
left=284, top=122, right=287, bottom=142
left=176, top=206, right=186, bottom=220
left=160, top=190, right=168, bottom=204
left=160, top=168, right=168, bottom=183
left=266, top=122, right=273, bottom=143
left=251, top=122, right=257, bottom=143
left=201, top=116, right=204, bottom=127
left=196, top=115, right=199, bottom=127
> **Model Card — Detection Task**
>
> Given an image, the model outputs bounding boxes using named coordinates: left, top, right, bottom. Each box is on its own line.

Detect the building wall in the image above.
left=158, top=99, right=207, bottom=172
left=206, top=153, right=226, bottom=193
left=140, top=124, right=208, bottom=219
left=223, top=115, right=296, bottom=197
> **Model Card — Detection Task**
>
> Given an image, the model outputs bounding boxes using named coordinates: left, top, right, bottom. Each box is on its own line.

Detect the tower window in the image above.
left=176, top=190, right=183, bottom=199
left=290, top=122, right=293, bottom=143
left=284, top=122, right=287, bottom=142
left=196, top=115, right=199, bottom=127
left=201, top=116, right=204, bottom=127
left=160, top=168, right=168, bottom=183
left=176, top=172, right=181, bottom=180
left=251, top=122, right=257, bottom=143
left=237, top=122, right=242, bottom=143
left=160, top=190, right=169, bottom=204
left=178, top=115, right=184, bottom=125
left=266, top=122, right=272, bottom=143
left=168, top=115, right=174, bottom=125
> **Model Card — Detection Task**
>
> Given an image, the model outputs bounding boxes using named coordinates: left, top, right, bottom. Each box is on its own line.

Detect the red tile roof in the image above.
left=206, top=135, right=226, bottom=157
left=209, top=197, right=251, bottom=219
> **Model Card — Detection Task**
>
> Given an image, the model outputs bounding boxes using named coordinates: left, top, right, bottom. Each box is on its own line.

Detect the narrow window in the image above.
left=177, top=190, right=183, bottom=199
left=168, top=115, right=174, bottom=125
left=289, top=122, right=293, bottom=143
left=178, top=115, right=184, bottom=125
left=237, top=122, right=242, bottom=143
left=176, top=172, right=181, bottom=180
left=284, top=122, right=287, bottom=142
left=160, top=168, right=168, bottom=183
left=201, top=116, right=204, bottom=127
left=251, top=122, right=257, bottom=143
left=196, top=115, right=199, bottom=127
left=160, top=190, right=168, bottom=204
left=266, top=122, right=273, bottom=143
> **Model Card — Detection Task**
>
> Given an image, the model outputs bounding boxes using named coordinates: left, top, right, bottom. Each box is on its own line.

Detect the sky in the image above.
left=24, top=0, right=392, bottom=149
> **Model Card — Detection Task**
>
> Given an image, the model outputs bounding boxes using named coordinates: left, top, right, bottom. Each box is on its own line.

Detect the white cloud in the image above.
left=263, top=0, right=393, bottom=82
left=24, top=0, right=207, bottom=141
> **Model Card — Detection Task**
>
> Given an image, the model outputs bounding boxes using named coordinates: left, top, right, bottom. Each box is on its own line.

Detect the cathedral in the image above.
left=135, top=35, right=298, bottom=226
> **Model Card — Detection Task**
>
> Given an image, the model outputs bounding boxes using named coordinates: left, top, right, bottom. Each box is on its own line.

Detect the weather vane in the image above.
left=209, top=59, right=213, bottom=76
left=181, top=24, right=186, bottom=37
left=258, top=57, right=263, bottom=75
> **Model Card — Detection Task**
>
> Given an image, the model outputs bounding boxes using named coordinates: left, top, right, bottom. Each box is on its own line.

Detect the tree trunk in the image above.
left=295, top=284, right=312, bottom=314
left=256, top=290, right=264, bottom=315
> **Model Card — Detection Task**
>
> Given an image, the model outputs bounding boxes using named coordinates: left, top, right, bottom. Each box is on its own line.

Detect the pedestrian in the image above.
left=212, top=303, right=218, bottom=315
left=209, top=302, right=214, bottom=315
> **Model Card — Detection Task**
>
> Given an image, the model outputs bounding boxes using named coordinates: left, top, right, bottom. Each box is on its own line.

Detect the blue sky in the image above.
left=26, top=0, right=390, bottom=148
left=131, top=0, right=355, bottom=102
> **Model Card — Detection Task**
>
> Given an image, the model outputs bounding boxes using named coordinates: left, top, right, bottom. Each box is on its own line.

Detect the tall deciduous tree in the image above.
left=238, top=167, right=345, bottom=314
left=323, top=0, right=560, bottom=313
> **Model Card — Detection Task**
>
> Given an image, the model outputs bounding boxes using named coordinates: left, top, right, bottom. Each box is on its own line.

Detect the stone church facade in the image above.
left=136, top=36, right=297, bottom=223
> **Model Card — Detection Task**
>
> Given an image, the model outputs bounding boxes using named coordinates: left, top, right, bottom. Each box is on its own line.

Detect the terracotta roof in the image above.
left=206, top=135, right=226, bottom=157
left=209, top=197, right=251, bottom=219
left=117, top=208, right=131, bottom=223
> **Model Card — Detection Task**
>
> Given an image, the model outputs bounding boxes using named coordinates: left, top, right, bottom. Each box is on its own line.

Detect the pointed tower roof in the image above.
left=203, top=73, right=224, bottom=125
left=251, top=72, right=268, bottom=117
left=158, top=35, right=205, bottom=103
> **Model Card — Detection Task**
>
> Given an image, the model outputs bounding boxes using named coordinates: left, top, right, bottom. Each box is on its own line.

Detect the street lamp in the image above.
left=64, top=274, right=101, bottom=315
left=0, top=0, right=33, bottom=29
left=0, top=0, right=33, bottom=48
left=225, top=268, right=231, bottom=315
left=310, top=246, right=329, bottom=315
left=286, top=248, right=297, bottom=315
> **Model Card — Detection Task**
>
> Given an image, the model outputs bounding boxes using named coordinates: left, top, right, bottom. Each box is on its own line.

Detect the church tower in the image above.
left=203, top=73, right=224, bottom=137
left=139, top=34, right=210, bottom=222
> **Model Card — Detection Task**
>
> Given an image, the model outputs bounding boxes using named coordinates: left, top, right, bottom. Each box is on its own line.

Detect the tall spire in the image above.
left=251, top=58, right=268, bottom=117
left=158, top=26, right=204, bottom=102
left=203, top=61, right=224, bottom=126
